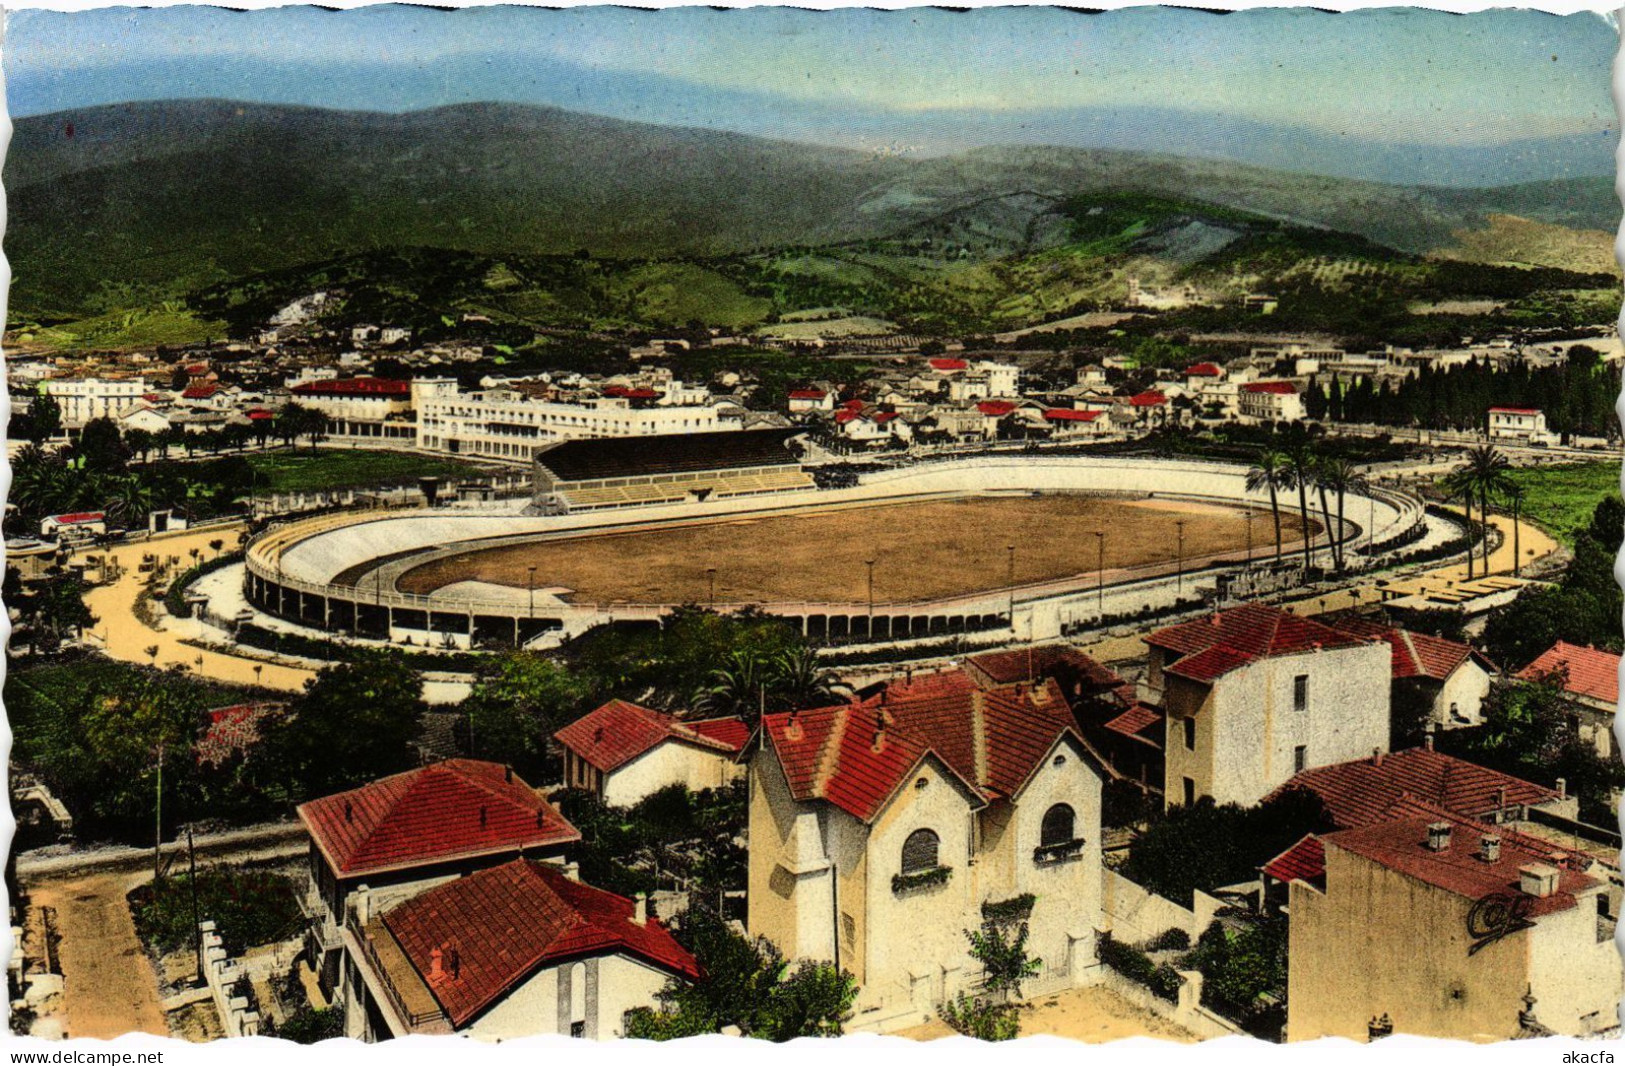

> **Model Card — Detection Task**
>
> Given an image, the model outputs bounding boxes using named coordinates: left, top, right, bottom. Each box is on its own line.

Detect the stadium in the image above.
left=238, top=433, right=1426, bottom=649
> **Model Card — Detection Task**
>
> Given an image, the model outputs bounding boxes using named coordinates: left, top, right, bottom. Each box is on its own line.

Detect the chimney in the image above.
left=1497, top=787, right=1508, bottom=812
left=429, top=947, right=444, bottom=981
left=1520, top=864, right=1560, bottom=899
left=344, top=801, right=354, bottom=823
left=448, top=949, right=461, bottom=979
left=1556, top=777, right=1567, bottom=800
left=1423, top=732, right=1435, bottom=752
left=535, top=809, right=546, bottom=828
left=563, top=860, right=581, bottom=882
left=505, top=765, right=513, bottom=783
left=1479, top=835, right=1502, bottom=863
left=872, top=711, right=888, bottom=753
left=479, top=805, right=488, bottom=828
left=633, top=893, right=648, bottom=927
left=1372, top=748, right=1383, bottom=767
left=785, top=711, right=804, bottom=742
left=1425, top=822, right=1452, bottom=852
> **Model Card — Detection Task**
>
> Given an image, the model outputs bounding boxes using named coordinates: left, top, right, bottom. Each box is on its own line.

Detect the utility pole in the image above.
left=1094, top=531, right=1106, bottom=617
left=188, top=825, right=203, bottom=986
left=1006, top=544, right=1016, bottom=621
left=153, top=740, right=164, bottom=881
left=1175, top=520, right=1187, bottom=595
left=528, top=565, right=537, bottom=619
left=865, top=559, right=876, bottom=630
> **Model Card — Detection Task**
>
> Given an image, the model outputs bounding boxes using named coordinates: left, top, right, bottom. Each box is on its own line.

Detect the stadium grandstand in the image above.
left=531, top=428, right=815, bottom=514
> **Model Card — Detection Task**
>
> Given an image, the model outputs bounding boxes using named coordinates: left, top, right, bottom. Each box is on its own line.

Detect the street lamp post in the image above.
left=1094, top=531, right=1106, bottom=617
left=1006, top=544, right=1016, bottom=621
left=528, top=565, right=537, bottom=619
left=865, top=559, right=876, bottom=623
left=1175, top=520, right=1187, bottom=595
left=1244, top=511, right=1255, bottom=564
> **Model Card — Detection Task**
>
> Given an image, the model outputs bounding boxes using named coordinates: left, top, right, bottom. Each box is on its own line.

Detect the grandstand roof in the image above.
left=534, top=428, right=803, bottom=484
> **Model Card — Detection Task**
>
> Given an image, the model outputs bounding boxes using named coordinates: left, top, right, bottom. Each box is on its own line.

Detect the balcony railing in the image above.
left=345, top=907, right=450, bottom=1032
left=1034, top=838, right=1086, bottom=866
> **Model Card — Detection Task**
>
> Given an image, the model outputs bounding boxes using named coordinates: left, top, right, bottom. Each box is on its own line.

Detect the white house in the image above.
left=1147, top=605, right=1392, bottom=808
left=555, top=700, right=748, bottom=807
left=1488, top=406, right=1552, bottom=444
left=747, top=669, right=1105, bottom=1033
left=1326, top=616, right=1496, bottom=728
left=1238, top=381, right=1305, bottom=423
left=43, top=376, right=149, bottom=428
left=341, top=859, right=698, bottom=1039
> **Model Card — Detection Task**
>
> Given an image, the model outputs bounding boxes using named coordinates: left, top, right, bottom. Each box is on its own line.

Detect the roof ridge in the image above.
left=812, top=706, right=851, bottom=798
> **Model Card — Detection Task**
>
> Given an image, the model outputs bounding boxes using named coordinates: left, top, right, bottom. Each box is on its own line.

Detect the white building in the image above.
left=1238, top=381, right=1305, bottom=423
left=556, top=700, right=748, bottom=807
left=43, top=376, right=148, bottom=428
left=748, top=669, right=1105, bottom=1033
left=413, top=378, right=734, bottom=461
left=1488, top=406, right=1551, bottom=444
left=1147, top=605, right=1392, bottom=808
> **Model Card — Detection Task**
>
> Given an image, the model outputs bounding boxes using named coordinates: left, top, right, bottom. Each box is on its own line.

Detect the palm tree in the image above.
left=694, top=650, right=772, bottom=726
left=1283, top=443, right=1317, bottom=574
left=105, top=475, right=154, bottom=527
left=1463, top=444, right=1512, bottom=576
left=1245, top=448, right=1288, bottom=561
left=1316, top=457, right=1368, bottom=571
left=1443, top=467, right=1480, bottom=580
left=772, top=646, right=852, bottom=710
left=1312, top=460, right=1337, bottom=573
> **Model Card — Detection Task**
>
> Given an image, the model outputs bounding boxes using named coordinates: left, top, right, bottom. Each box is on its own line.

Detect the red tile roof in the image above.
left=1322, top=806, right=1595, bottom=917
left=1151, top=604, right=1373, bottom=683
left=1267, top=748, right=1558, bottom=831
left=602, top=385, right=661, bottom=400
left=788, top=389, right=828, bottom=400
left=383, top=859, right=699, bottom=1028
left=1489, top=406, right=1541, bottom=415
left=965, top=644, right=1122, bottom=690
left=1185, top=363, right=1223, bottom=377
left=298, top=759, right=579, bottom=879
left=1242, top=381, right=1297, bottom=395
left=554, top=700, right=748, bottom=774
left=1324, top=616, right=1490, bottom=681
left=247, top=409, right=275, bottom=420
left=291, top=377, right=411, bottom=396
left=180, top=384, right=220, bottom=400
left=1103, top=703, right=1163, bottom=741
left=834, top=409, right=860, bottom=424
left=929, top=358, right=968, bottom=371
left=977, top=400, right=1017, bottom=417
left=1044, top=408, right=1102, bottom=422
left=47, top=511, right=106, bottom=525
left=1517, top=641, right=1619, bottom=708
left=1129, top=390, right=1168, bottom=407
left=1263, top=833, right=1325, bottom=883
left=758, top=669, right=1080, bottom=823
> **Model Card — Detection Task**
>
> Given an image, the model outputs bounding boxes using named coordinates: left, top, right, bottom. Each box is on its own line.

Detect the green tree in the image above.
left=457, top=652, right=592, bottom=779
left=965, top=917, right=1042, bottom=1003
left=24, top=392, right=63, bottom=444
left=253, top=652, right=425, bottom=801
left=937, top=993, right=1021, bottom=1041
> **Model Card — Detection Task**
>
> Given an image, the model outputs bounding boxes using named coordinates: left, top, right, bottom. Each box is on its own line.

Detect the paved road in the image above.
left=81, top=524, right=317, bottom=693
left=28, top=874, right=168, bottom=1040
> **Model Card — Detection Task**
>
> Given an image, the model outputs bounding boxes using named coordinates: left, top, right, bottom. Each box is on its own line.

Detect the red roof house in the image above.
left=555, top=701, right=748, bottom=806
left=298, top=759, right=579, bottom=881
left=180, top=384, right=220, bottom=401
left=1043, top=408, right=1102, bottom=422
left=1128, top=390, right=1168, bottom=407
left=376, top=858, right=700, bottom=1031
left=1517, top=641, right=1620, bottom=711
left=1185, top=362, right=1223, bottom=378
left=1149, top=604, right=1373, bottom=684
left=291, top=377, right=412, bottom=397
left=976, top=400, right=1018, bottom=417
left=1266, top=747, right=1559, bottom=831
left=929, top=358, right=968, bottom=372
left=1241, top=381, right=1297, bottom=395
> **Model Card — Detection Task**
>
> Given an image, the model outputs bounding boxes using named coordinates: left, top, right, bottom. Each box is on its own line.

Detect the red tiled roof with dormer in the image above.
left=757, top=669, right=1081, bottom=824
left=1265, top=748, right=1558, bottom=831
left=1151, top=604, right=1374, bottom=684
left=1517, top=641, right=1620, bottom=709
left=298, top=759, right=579, bottom=879
left=554, top=700, right=748, bottom=775
left=1324, top=616, right=1493, bottom=681
left=383, top=858, right=700, bottom=1028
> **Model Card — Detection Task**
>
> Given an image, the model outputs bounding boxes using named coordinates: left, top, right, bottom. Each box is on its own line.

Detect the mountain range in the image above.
left=6, top=100, right=1618, bottom=329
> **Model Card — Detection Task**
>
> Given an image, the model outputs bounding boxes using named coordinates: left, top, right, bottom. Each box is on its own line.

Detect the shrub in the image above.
left=272, top=1006, right=343, bottom=1044
left=1145, top=927, right=1191, bottom=953
left=128, top=867, right=303, bottom=956
left=163, top=551, right=243, bottom=619
left=938, top=992, right=1020, bottom=1041
left=1096, top=932, right=1180, bottom=1003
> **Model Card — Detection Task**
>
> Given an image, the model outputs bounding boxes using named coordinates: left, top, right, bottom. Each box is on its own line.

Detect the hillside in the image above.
left=8, top=100, right=1618, bottom=330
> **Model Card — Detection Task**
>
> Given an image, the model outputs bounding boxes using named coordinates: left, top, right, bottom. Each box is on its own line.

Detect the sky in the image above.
left=5, top=5, right=1619, bottom=177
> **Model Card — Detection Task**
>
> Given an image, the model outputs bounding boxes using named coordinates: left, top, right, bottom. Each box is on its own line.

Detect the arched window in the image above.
left=901, top=829, right=940, bottom=874
left=1041, top=804, right=1076, bottom=848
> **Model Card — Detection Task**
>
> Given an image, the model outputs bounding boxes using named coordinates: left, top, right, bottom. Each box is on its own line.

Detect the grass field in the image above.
left=1504, top=460, right=1621, bottom=545
left=397, top=495, right=1312, bottom=606
left=243, top=448, right=488, bottom=494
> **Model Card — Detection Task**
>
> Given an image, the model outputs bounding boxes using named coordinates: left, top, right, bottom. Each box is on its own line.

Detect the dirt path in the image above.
left=28, top=874, right=167, bottom=1039
left=80, top=524, right=316, bottom=693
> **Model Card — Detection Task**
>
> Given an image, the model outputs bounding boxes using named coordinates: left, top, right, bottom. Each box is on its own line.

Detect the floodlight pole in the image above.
left=528, top=565, right=537, bottom=619
left=1176, top=520, right=1187, bottom=595
left=1094, top=531, right=1105, bottom=617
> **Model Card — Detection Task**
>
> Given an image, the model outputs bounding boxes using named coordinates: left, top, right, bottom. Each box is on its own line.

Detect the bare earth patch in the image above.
left=398, top=494, right=1311, bottom=606
left=897, top=985, right=1199, bottom=1042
